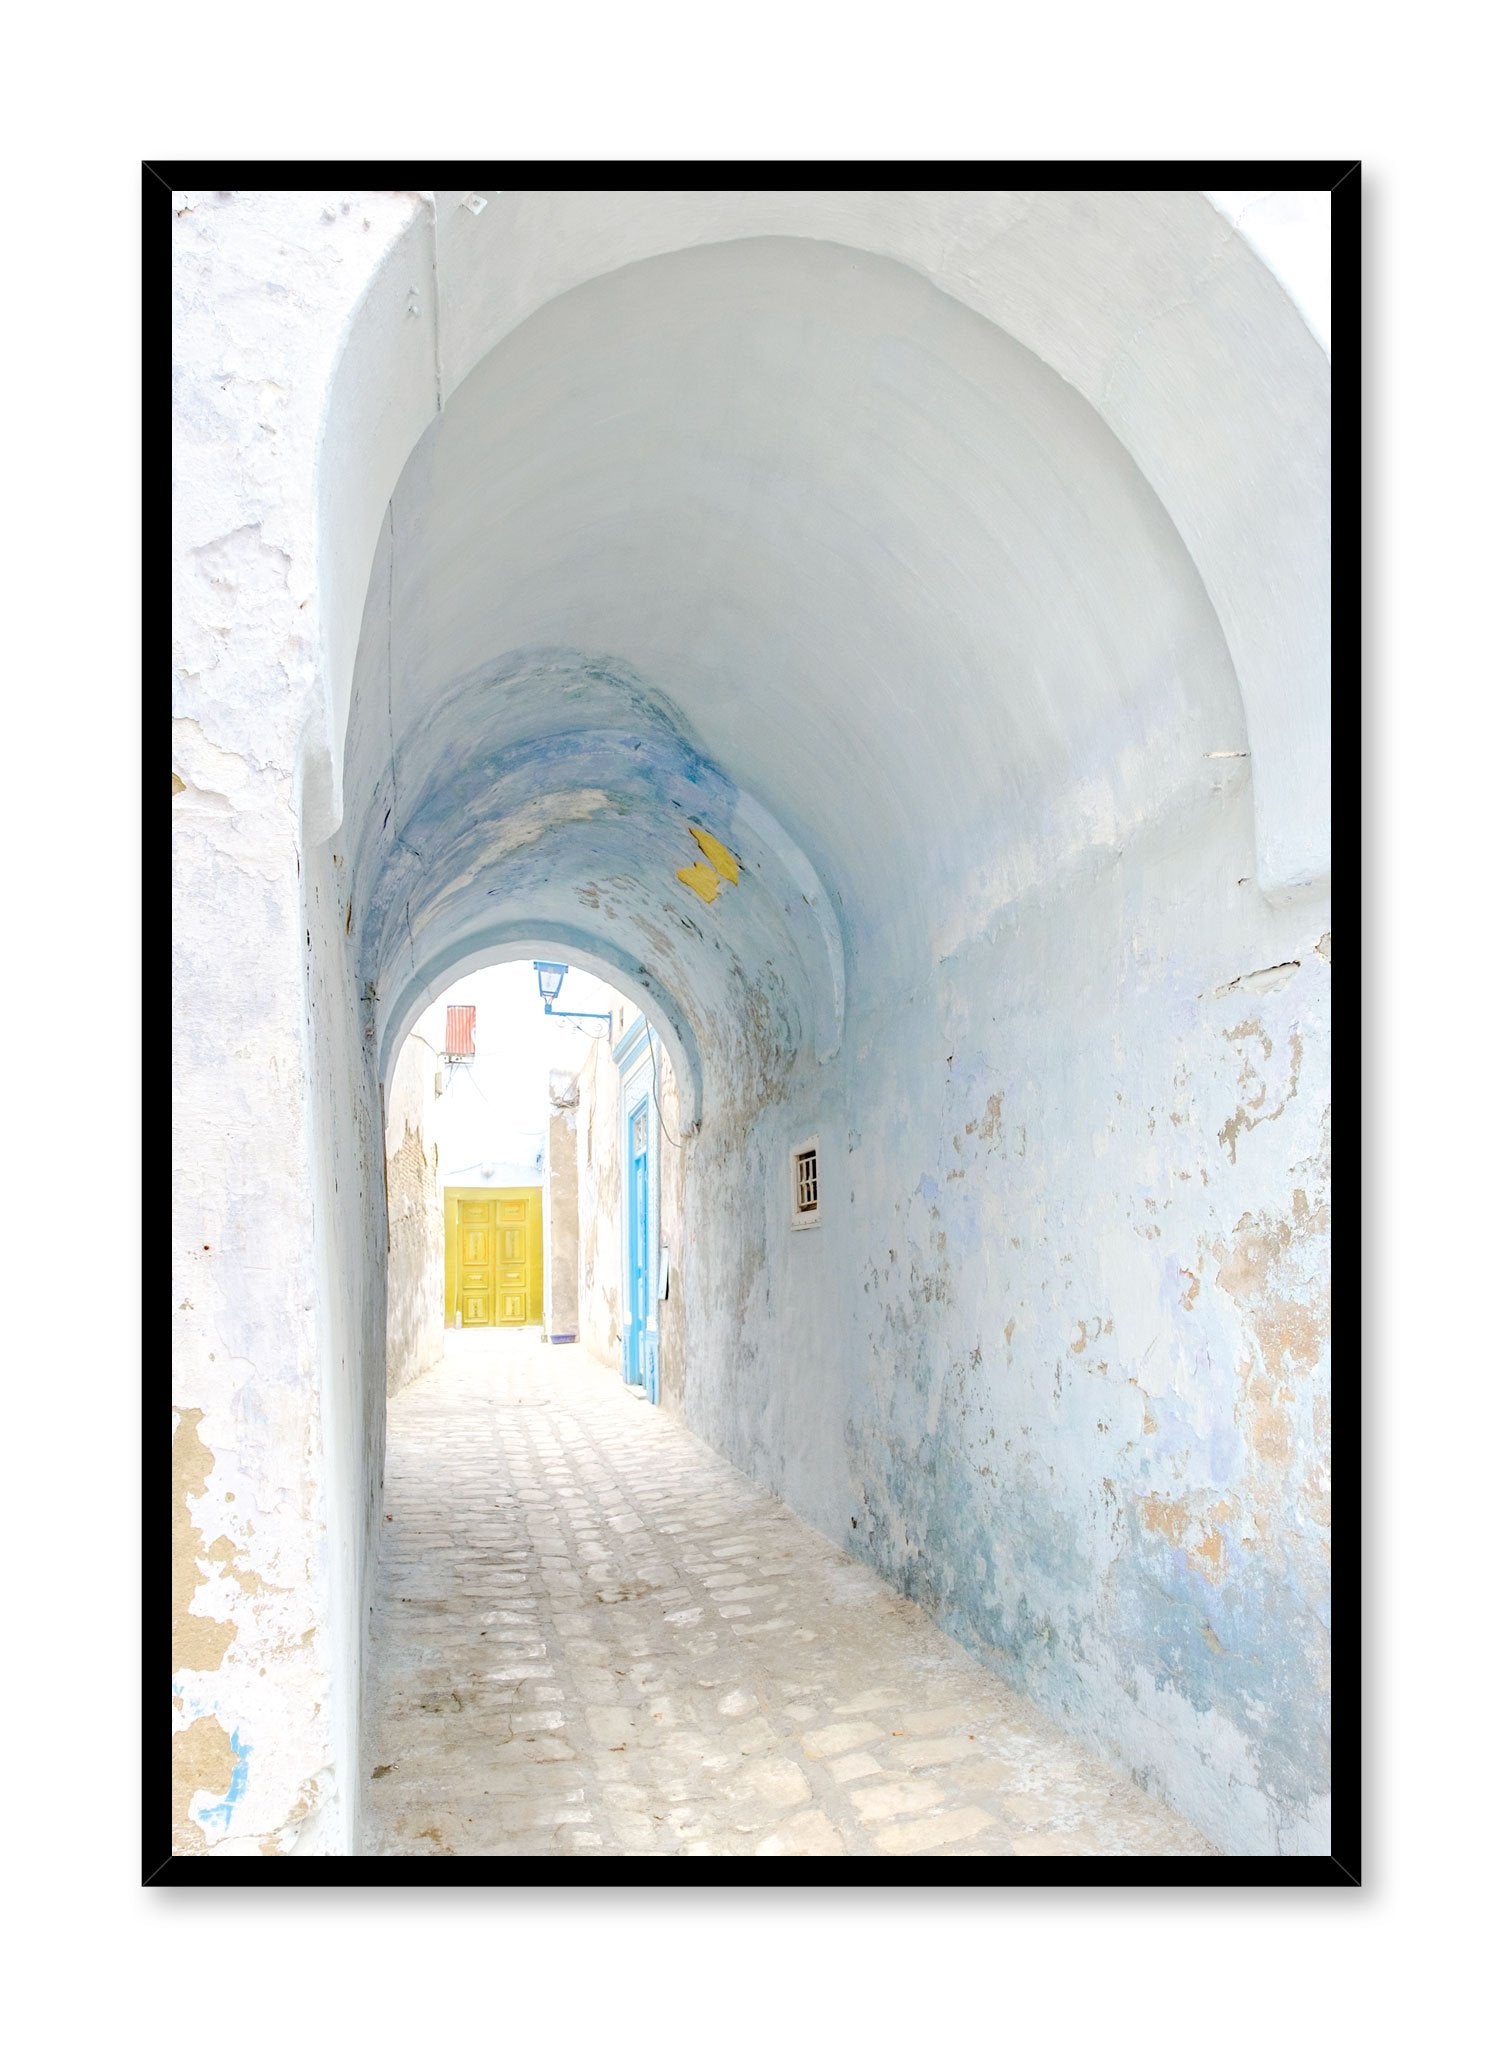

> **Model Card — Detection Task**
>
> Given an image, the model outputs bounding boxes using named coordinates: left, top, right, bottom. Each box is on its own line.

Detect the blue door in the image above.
left=625, top=1103, right=650, bottom=1390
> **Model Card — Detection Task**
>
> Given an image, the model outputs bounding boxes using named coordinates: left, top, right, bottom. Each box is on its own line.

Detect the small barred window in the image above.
left=791, top=1141, right=820, bottom=1228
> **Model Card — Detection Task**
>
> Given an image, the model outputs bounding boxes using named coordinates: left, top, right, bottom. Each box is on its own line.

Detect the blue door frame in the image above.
left=616, top=1019, right=661, bottom=1403
left=626, top=1103, right=649, bottom=1389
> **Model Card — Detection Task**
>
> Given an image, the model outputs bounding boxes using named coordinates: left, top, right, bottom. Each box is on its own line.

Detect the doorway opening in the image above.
left=381, top=958, right=684, bottom=1408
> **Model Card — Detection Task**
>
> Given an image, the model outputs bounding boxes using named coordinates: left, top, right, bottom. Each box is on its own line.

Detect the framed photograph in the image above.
left=160, top=165, right=1352, bottom=1884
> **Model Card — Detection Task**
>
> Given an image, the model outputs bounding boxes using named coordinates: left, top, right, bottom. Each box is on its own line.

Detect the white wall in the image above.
left=383, top=1031, right=444, bottom=1395
left=172, top=190, right=419, bottom=1857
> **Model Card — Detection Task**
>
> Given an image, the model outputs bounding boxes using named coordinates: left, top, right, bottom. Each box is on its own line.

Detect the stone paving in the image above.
left=361, top=1332, right=1215, bottom=1858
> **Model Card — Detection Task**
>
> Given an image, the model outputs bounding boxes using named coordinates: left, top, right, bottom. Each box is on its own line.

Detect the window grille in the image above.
left=791, top=1141, right=820, bottom=1228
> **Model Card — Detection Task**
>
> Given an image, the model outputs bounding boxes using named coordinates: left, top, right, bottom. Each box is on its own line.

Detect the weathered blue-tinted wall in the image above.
left=675, top=786, right=1330, bottom=1855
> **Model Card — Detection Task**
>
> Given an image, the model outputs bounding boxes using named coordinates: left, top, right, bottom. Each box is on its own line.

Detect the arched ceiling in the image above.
left=351, top=235, right=1250, bottom=1114
left=320, top=191, right=1330, bottom=899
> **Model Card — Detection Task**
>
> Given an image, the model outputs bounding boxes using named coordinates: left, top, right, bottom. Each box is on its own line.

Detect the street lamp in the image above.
left=532, top=960, right=613, bottom=1037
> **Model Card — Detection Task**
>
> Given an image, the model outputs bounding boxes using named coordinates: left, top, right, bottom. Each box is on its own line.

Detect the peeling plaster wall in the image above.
left=172, top=188, right=421, bottom=1856
left=669, top=791, right=1330, bottom=1854
left=384, top=1033, right=445, bottom=1393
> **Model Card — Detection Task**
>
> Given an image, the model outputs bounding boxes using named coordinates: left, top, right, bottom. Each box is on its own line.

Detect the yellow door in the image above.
left=445, top=1188, right=543, bottom=1327
left=457, top=1199, right=495, bottom=1327
left=494, top=1197, right=531, bottom=1324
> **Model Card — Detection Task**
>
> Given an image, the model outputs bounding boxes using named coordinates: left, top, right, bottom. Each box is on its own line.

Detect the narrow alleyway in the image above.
left=362, top=1335, right=1214, bottom=1858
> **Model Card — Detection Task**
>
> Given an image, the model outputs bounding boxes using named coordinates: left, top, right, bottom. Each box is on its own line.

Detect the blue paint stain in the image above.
left=918, top=1174, right=939, bottom=1203
left=196, top=1728, right=251, bottom=1835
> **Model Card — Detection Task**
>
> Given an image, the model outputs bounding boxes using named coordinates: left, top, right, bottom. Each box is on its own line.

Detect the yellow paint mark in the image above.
left=676, top=861, right=723, bottom=905
left=676, top=825, right=741, bottom=904
left=689, top=826, right=740, bottom=884
left=171, top=771, right=186, bottom=796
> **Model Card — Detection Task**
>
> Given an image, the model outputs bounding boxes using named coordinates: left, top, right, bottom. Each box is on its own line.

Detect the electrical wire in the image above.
left=452, top=1058, right=493, bottom=1106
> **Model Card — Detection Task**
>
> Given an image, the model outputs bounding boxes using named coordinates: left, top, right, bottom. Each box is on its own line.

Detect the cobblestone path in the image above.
left=362, top=1334, right=1214, bottom=1858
